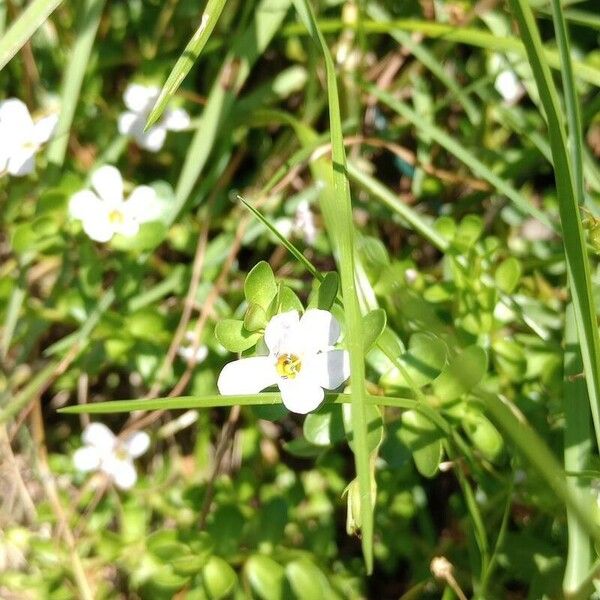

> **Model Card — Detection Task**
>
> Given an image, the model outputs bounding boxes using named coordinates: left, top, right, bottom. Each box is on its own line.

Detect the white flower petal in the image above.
left=0, top=99, right=34, bottom=133
left=495, top=70, right=523, bottom=104
left=298, top=309, right=341, bottom=353
left=274, top=218, right=293, bottom=239
left=306, top=349, right=350, bottom=390
left=118, top=111, right=142, bottom=136
left=7, top=150, right=35, bottom=176
left=112, top=216, right=139, bottom=238
left=134, top=126, right=167, bottom=152
left=123, top=83, right=160, bottom=113
left=123, top=185, right=160, bottom=223
left=264, top=311, right=300, bottom=354
left=83, top=212, right=114, bottom=242
left=217, top=356, right=277, bottom=395
left=33, top=113, right=58, bottom=144
left=68, top=190, right=102, bottom=220
left=73, top=446, right=101, bottom=472
left=278, top=377, right=324, bottom=414
left=162, top=107, right=190, bottom=131
left=91, top=165, right=124, bottom=203
left=82, top=423, right=116, bottom=454
left=104, top=457, right=137, bottom=490
left=123, top=431, right=150, bottom=458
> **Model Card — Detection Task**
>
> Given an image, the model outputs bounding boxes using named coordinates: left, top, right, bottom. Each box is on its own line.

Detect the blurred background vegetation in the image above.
left=1, top=0, right=600, bottom=598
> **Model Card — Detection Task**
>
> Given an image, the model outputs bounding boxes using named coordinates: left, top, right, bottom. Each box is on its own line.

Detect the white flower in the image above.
left=0, top=99, right=58, bottom=176
left=177, top=331, right=209, bottom=364
left=490, top=54, right=524, bottom=105
left=217, top=309, right=350, bottom=414
left=494, top=69, right=524, bottom=104
left=73, top=423, right=150, bottom=490
left=68, top=165, right=159, bottom=243
left=275, top=200, right=317, bottom=245
left=118, top=83, right=190, bottom=152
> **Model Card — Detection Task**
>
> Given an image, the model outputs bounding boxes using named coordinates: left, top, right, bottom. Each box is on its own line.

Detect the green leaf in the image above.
left=285, top=560, right=330, bottom=600
left=454, top=215, right=484, bottom=250
left=171, top=555, right=206, bottom=576
left=342, top=404, right=383, bottom=454
left=203, top=556, right=237, bottom=600
left=433, top=345, right=488, bottom=403
left=303, top=405, right=345, bottom=447
left=214, top=319, right=261, bottom=353
left=243, top=303, right=268, bottom=332
left=398, top=409, right=445, bottom=478
left=244, top=555, right=285, bottom=600
left=464, top=411, right=504, bottom=462
left=146, top=531, right=190, bottom=561
left=308, top=271, right=339, bottom=310
left=244, top=261, right=278, bottom=311
left=495, top=257, right=522, bottom=294
left=0, top=0, right=63, bottom=71
left=145, top=0, right=228, bottom=128
left=274, top=285, right=304, bottom=314
left=362, top=309, right=387, bottom=353
left=111, top=222, right=168, bottom=253
left=382, top=333, right=446, bottom=389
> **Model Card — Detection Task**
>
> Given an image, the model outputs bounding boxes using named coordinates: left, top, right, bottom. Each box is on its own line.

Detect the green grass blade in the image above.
left=346, top=162, right=449, bottom=251
left=239, top=197, right=322, bottom=281
left=508, top=0, right=600, bottom=452
left=173, top=0, right=291, bottom=218
left=482, top=391, right=600, bottom=547
left=550, top=0, right=585, bottom=209
left=1, top=282, right=25, bottom=359
left=145, top=0, right=228, bottom=129
left=0, top=0, right=62, bottom=71
left=46, top=0, right=106, bottom=168
left=292, top=0, right=374, bottom=572
left=58, top=392, right=417, bottom=414
left=363, top=82, right=556, bottom=230
left=563, top=304, right=593, bottom=596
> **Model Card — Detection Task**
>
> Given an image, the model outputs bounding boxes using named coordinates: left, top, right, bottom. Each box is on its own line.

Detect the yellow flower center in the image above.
left=276, top=353, right=302, bottom=379
left=114, top=447, right=128, bottom=460
left=108, top=209, right=125, bottom=224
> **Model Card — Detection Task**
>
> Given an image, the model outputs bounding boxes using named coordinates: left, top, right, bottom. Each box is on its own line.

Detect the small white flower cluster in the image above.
left=177, top=331, right=209, bottom=364
left=118, top=83, right=190, bottom=152
left=68, top=165, right=160, bottom=242
left=218, top=309, right=350, bottom=414
left=0, top=99, right=57, bottom=176
left=73, top=423, right=149, bottom=490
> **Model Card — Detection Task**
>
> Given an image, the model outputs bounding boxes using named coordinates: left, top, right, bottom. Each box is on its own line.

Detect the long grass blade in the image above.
left=507, top=0, right=600, bottom=452
left=563, top=304, right=593, bottom=596
left=0, top=0, right=62, bottom=71
left=145, top=0, right=228, bottom=129
left=46, top=0, right=106, bottom=167
left=58, top=392, right=417, bottom=414
left=292, top=0, right=374, bottom=572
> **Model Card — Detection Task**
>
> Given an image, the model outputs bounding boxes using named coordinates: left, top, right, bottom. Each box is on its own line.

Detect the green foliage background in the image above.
left=2, top=0, right=600, bottom=598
